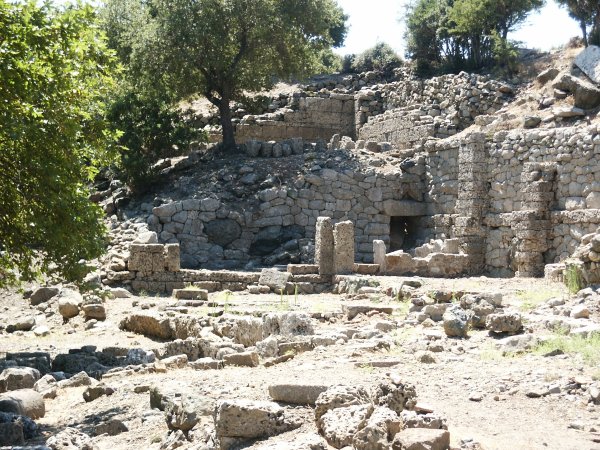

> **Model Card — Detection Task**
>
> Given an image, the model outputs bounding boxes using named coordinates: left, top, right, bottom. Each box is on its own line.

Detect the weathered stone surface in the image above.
left=47, top=427, right=97, bottom=450
left=263, top=312, right=315, bottom=337
left=30, top=286, right=60, bottom=306
left=268, top=383, right=329, bottom=405
left=0, top=421, right=24, bottom=446
left=94, top=418, right=128, bottom=436
left=205, top=219, right=242, bottom=247
left=83, top=383, right=115, bottom=402
left=82, top=304, right=106, bottom=321
left=442, top=306, right=469, bottom=338
left=318, top=404, right=373, bottom=449
left=0, top=389, right=45, bottom=419
left=259, top=268, right=292, bottom=292
left=223, top=351, right=259, bottom=367
left=58, top=292, right=81, bottom=320
left=0, top=367, right=40, bottom=392
left=485, top=312, right=523, bottom=334
left=343, top=304, right=394, bottom=320
left=119, top=312, right=173, bottom=339
left=214, top=399, right=302, bottom=439
left=371, top=381, right=417, bottom=414
left=392, top=428, right=450, bottom=450
left=58, top=371, right=94, bottom=389
left=315, top=385, right=371, bottom=421
left=574, top=45, right=600, bottom=85
left=373, top=240, right=387, bottom=273
left=34, top=374, right=57, bottom=399
left=334, top=221, right=355, bottom=274
left=353, top=406, right=402, bottom=450
left=315, top=217, right=335, bottom=276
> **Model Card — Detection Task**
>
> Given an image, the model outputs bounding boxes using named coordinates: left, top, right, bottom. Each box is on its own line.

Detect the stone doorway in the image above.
left=390, top=216, right=421, bottom=252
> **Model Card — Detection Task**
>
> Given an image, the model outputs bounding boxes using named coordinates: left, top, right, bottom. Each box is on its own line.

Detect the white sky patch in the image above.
left=335, top=0, right=582, bottom=56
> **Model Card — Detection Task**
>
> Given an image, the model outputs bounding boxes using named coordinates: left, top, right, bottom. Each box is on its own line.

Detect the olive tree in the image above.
left=103, top=0, right=347, bottom=149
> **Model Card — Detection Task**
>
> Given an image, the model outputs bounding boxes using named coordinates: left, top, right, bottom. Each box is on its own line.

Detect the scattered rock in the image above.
left=94, top=418, right=128, bottom=436
left=315, top=385, right=371, bottom=420
left=30, top=287, right=60, bottom=306
left=485, top=312, right=522, bottom=334
left=0, top=389, right=45, bottom=419
left=442, top=306, right=469, bottom=338
left=268, top=383, right=329, bottom=405
left=392, top=427, right=450, bottom=450
left=47, top=427, right=97, bottom=450
left=0, top=367, right=40, bottom=392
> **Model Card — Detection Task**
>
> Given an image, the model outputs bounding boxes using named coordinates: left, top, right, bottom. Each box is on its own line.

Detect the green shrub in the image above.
left=350, top=43, right=403, bottom=74
left=564, top=264, right=584, bottom=294
left=108, top=91, right=203, bottom=193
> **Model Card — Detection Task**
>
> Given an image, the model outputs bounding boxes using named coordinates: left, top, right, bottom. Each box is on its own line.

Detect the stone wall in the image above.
left=229, top=95, right=356, bottom=143
left=414, top=123, right=600, bottom=277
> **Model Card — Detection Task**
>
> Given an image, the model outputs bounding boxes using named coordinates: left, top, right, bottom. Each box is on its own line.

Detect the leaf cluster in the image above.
left=0, top=0, right=120, bottom=286
left=404, top=0, right=543, bottom=75
left=343, top=42, right=403, bottom=75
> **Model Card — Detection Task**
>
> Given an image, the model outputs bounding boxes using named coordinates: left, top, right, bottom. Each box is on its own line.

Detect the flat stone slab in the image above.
left=353, top=263, right=380, bottom=275
left=173, top=289, right=208, bottom=300
left=268, top=383, right=329, bottom=405
left=342, top=304, right=395, bottom=320
left=287, top=264, right=319, bottom=275
left=575, top=45, right=600, bottom=85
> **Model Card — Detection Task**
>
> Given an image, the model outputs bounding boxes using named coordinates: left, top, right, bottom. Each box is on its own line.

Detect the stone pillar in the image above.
left=373, top=240, right=387, bottom=273
left=513, top=163, right=556, bottom=277
left=453, top=132, right=488, bottom=275
left=315, top=217, right=334, bottom=276
left=334, top=221, right=355, bottom=274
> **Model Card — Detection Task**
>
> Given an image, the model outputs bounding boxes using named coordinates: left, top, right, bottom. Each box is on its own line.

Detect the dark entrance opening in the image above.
left=390, top=216, right=421, bottom=252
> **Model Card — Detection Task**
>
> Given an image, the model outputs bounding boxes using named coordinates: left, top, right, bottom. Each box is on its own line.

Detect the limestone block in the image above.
left=373, top=240, right=387, bottom=273
left=315, top=217, right=334, bottom=276
left=574, top=45, right=600, bottom=85
left=164, top=244, right=181, bottom=272
left=334, top=221, right=355, bottom=275
left=383, top=200, right=426, bottom=217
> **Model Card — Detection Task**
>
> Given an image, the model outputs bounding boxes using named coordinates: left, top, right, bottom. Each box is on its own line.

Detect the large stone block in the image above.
left=383, top=200, right=426, bottom=217
left=334, top=221, right=355, bottom=275
left=315, top=217, right=334, bottom=276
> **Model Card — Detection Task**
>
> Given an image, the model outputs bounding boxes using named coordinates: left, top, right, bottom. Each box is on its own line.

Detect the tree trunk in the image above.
left=581, top=20, right=589, bottom=47
left=219, top=98, right=236, bottom=149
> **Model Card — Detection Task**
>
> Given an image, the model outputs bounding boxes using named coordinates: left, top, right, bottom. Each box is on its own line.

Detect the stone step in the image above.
left=172, top=288, right=208, bottom=300
left=287, top=264, right=319, bottom=275
left=353, top=263, right=380, bottom=275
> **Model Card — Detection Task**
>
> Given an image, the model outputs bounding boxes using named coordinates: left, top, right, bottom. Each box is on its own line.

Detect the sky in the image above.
left=50, top=0, right=583, bottom=57
left=334, top=0, right=582, bottom=56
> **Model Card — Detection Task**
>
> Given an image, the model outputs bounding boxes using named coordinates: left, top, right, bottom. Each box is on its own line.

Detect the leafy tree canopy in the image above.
left=405, top=0, right=543, bottom=75
left=557, top=0, right=600, bottom=46
left=102, top=0, right=348, bottom=148
left=0, top=0, right=120, bottom=286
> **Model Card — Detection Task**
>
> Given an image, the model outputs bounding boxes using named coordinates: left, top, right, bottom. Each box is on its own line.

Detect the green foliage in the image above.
left=564, top=264, right=584, bottom=294
left=102, top=0, right=348, bottom=148
left=350, top=43, right=403, bottom=74
left=534, top=332, right=600, bottom=365
left=405, top=0, right=543, bottom=75
left=106, top=90, right=200, bottom=193
left=0, top=0, right=120, bottom=286
left=557, top=0, right=600, bottom=46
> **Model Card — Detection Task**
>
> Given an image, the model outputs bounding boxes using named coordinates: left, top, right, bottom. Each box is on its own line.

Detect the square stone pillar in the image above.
left=334, top=221, right=355, bottom=274
left=315, top=217, right=334, bottom=276
left=373, top=240, right=387, bottom=273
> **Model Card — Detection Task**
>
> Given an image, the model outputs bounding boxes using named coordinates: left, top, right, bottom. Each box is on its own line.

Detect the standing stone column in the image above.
left=315, top=217, right=334, bottom=276
left=373, top=240, right=387, bottom=274
left=334, top=221, right=355, bottom=274
left=453, top=132, right=489, bottom=275
left=513, top=163, right=555, bottom=277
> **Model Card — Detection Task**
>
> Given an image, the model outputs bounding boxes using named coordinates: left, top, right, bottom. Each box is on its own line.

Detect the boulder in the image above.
left=536, top=67, right=559, bottom=85
left=442, top=306, right=469, bottom=338
left=83, top=383, right=115, bottom=402
left=47, top=427, right=97, bottom=450
left=485, top=312, right=523, bottom=334
left=165, top=396, right=199, bottom=432
left=353, top=406, right=402, bottom=450
left=223, top=351, right=259, bottom=367
left=268, top=383, right=329, bottom=405
left=315, top=385, right=371, bottom=421
left=258, top=268, right=291, bottom=292
left=57, top=289, right=82, bottom=320
left=574, top=45, right=600, bottom=84
left=82, top=304, right=106, bottom=321
left=0, top=422, right=24, bottom=446
left=551, top=72, right=600, bottom=109
left=0, top=367, right=40, bottom=392
left=392, top=428, right=450, bottom=450
left=371, top=381, right=417, bottom=414
left=119, top=312, right=174, bottom=339
left=30, top=287, right=59, bottom=306
left=318, top=404, right=373, bottom=449
left=204, top=219, right=242, bottom=247
left=133, top=231, right=158, bottom=244
left=214, top=399, right=302, bottom=439
left=34, top=374, right=57, bottom=399
left=0, top=389, right=45, bottom=419
left=6, top=316, right=35, bottom=333
left=58, top=371, right=94, bottom=389
left=94, top=418, right=128, bottom=436
left=263, top=312, right=315, bottom=337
